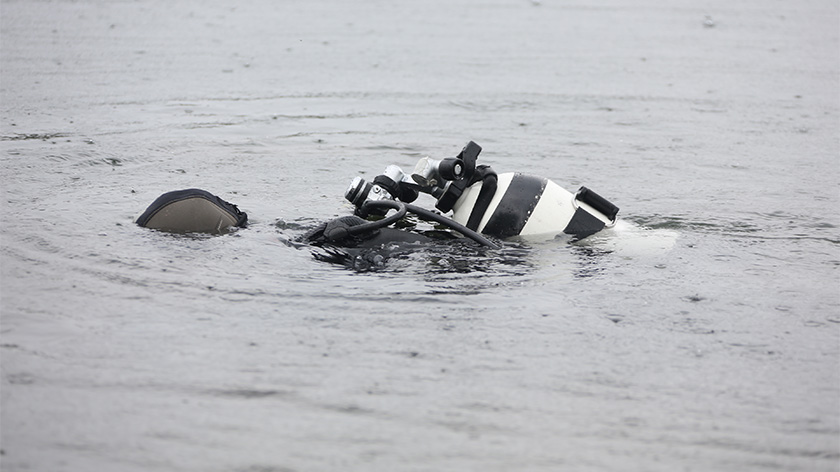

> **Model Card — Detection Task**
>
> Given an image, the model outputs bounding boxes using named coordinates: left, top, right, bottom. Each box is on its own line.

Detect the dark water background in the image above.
left=2, top=1, right=838, bottom=471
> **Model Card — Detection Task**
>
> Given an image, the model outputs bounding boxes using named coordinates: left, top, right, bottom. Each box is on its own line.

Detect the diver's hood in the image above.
left=135, top=188, right=247, bottom=233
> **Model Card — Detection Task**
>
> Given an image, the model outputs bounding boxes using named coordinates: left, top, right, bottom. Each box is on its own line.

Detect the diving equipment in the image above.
left=135, top=141, right=619, bottom=248
left=135, top=188, right=247, bottom=233
left=345, top=141, right=619, bottom=240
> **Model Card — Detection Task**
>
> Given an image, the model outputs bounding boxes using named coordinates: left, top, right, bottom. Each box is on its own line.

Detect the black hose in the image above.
left=404, top=204, right=500, bottom=249
left=357, top=199, right=500, bottom=249
left=319, top=200, right=409, bottom=242
left=351, top=200, right=408, bottom=235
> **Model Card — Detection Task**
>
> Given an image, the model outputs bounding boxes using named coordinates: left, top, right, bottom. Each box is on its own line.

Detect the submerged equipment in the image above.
left=135, top=188, right=247, bottom=233
left=303, top=199, right=500, bottom=249
left=344, top=141, right=619, bottom=241
left=135, top=141, right=618, bottom=252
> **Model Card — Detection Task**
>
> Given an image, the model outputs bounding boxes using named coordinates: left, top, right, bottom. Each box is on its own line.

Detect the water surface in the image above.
left=1, top=1, right=838, bottom=471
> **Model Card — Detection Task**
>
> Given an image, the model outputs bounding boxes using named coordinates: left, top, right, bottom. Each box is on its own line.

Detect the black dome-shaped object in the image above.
left=136, top=188, right=247, bottom=233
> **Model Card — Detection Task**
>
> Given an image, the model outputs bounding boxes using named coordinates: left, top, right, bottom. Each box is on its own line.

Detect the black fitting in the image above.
left=455, top=141, right=481, bottom=181
left=373, top=174, right=418, bottom=203
left=576, top=186, right=619, bottom=222
left=437, top=157, right=465, bottom=181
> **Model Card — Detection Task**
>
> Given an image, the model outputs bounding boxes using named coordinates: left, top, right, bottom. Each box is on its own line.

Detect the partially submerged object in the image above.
left=135, top=188, right=247, bottom=234
left=136, top=141, right=619, bottom=256
left=340, top=141, right=618, bottom=243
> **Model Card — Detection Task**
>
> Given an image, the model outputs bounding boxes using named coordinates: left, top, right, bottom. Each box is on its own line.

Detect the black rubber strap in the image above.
left=466, top=169, right=497, bottom=231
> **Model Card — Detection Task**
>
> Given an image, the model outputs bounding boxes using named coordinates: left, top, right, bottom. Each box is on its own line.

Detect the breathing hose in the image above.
left=358, top=200, right=499, bottom=249
left=352, top=200, right=407, bottom=234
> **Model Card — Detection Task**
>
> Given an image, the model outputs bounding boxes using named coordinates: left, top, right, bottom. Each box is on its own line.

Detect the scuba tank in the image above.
left=450, top=173, right=618, bottom=239
left=346, top=141, right=619, bottom=241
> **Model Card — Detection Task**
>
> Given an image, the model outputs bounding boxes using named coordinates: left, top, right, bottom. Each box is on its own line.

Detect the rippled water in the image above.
left=2, top=1, right=838, bottom=471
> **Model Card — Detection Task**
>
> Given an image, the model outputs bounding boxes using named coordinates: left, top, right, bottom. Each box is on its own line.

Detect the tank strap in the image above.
left=466, top=166, right=498, bottom=231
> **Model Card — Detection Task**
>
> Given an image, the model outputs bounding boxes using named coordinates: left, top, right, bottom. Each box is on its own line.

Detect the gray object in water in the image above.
left=135, top=188, right=247, bottom=233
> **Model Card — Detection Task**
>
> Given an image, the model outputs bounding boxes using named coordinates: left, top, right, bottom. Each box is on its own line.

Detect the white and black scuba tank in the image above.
left=347, top=141, right=619, bottom=242
left=444, top=171, right=619, bottom=240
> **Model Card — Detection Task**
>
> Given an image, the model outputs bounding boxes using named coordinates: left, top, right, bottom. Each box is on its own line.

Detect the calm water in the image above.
left=2, top=1, right=838, bottom=471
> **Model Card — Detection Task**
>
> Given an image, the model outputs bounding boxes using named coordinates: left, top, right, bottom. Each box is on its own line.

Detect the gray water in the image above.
left=1, top=1, right=838, bottom=471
